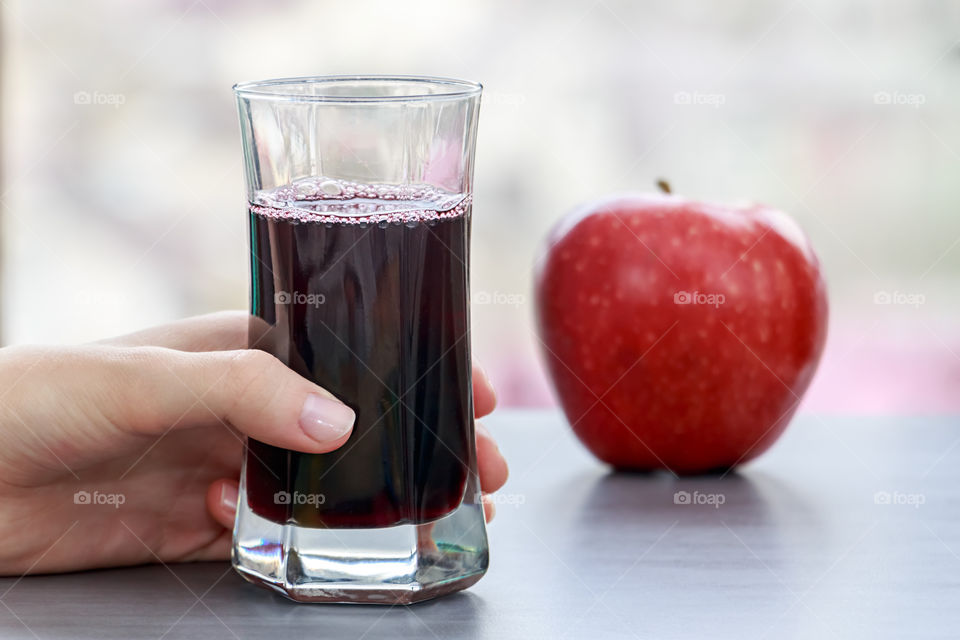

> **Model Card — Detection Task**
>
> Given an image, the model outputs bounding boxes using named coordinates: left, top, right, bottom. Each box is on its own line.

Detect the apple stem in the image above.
left=656, top=179, right=672, bottom=194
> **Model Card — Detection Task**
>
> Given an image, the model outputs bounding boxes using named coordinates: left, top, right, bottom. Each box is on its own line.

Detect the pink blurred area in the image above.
left=802, top=321, right=960, bottom=414
left=483, top=316, right=960, bottom=415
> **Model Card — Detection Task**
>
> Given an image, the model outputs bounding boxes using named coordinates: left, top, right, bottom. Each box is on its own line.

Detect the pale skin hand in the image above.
left=0, top=311, right=508, bottom=576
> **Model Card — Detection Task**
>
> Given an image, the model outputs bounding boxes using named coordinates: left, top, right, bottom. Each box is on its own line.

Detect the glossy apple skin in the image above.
left=534, top=194, right=828, bottom=474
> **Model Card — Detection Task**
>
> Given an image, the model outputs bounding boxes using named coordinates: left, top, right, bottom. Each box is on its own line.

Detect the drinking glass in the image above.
left=232, top=76, right=486, bottom=604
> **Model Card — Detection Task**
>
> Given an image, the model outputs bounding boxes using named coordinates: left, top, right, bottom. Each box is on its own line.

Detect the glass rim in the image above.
left=233, top=75, right=483, bottom=103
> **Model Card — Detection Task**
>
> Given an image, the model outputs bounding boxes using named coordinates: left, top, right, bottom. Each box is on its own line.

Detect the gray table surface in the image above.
left=1, top=410, right=957, bottom=639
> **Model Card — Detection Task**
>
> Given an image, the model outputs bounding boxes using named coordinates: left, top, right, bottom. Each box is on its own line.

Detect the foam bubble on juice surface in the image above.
left=251, top=177, right=469, bottom=225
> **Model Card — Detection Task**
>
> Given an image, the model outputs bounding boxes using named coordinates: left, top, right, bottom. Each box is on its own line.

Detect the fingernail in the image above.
left=483, top=495, right=497, bottom=522
left=476, top=363, right=497, bottom=402
left=299, top=393, right=355, bottom=443
left=219, top=483, right=238, bottom=513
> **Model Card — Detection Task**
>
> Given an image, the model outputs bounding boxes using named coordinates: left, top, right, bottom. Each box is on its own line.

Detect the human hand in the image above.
left=0, top=311, right=508, bottom=575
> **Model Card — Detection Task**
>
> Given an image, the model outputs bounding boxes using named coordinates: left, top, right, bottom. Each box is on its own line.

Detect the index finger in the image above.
left=103, top=311, right=498, bottom=417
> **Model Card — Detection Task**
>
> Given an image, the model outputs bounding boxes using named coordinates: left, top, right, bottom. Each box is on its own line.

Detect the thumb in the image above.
left=101, top=347, right=355, bottom=452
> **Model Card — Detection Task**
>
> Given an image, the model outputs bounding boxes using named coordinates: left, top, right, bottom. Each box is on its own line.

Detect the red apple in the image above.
left=534, top=191, right=828, bottom=474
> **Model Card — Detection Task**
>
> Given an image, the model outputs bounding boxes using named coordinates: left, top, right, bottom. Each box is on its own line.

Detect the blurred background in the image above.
left=1, top=0, right=958, bottom=413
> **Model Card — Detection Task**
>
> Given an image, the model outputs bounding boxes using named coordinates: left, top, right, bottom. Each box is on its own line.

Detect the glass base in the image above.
left=231, top=482, right=489, bottom=604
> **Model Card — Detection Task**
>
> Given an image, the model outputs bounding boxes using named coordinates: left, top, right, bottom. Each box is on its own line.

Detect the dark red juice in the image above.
left=244, top=178, right=474, bottom=529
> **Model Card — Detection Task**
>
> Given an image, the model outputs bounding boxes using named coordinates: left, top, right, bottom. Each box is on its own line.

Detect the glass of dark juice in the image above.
left=231, top=76, right=485, bottom=604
